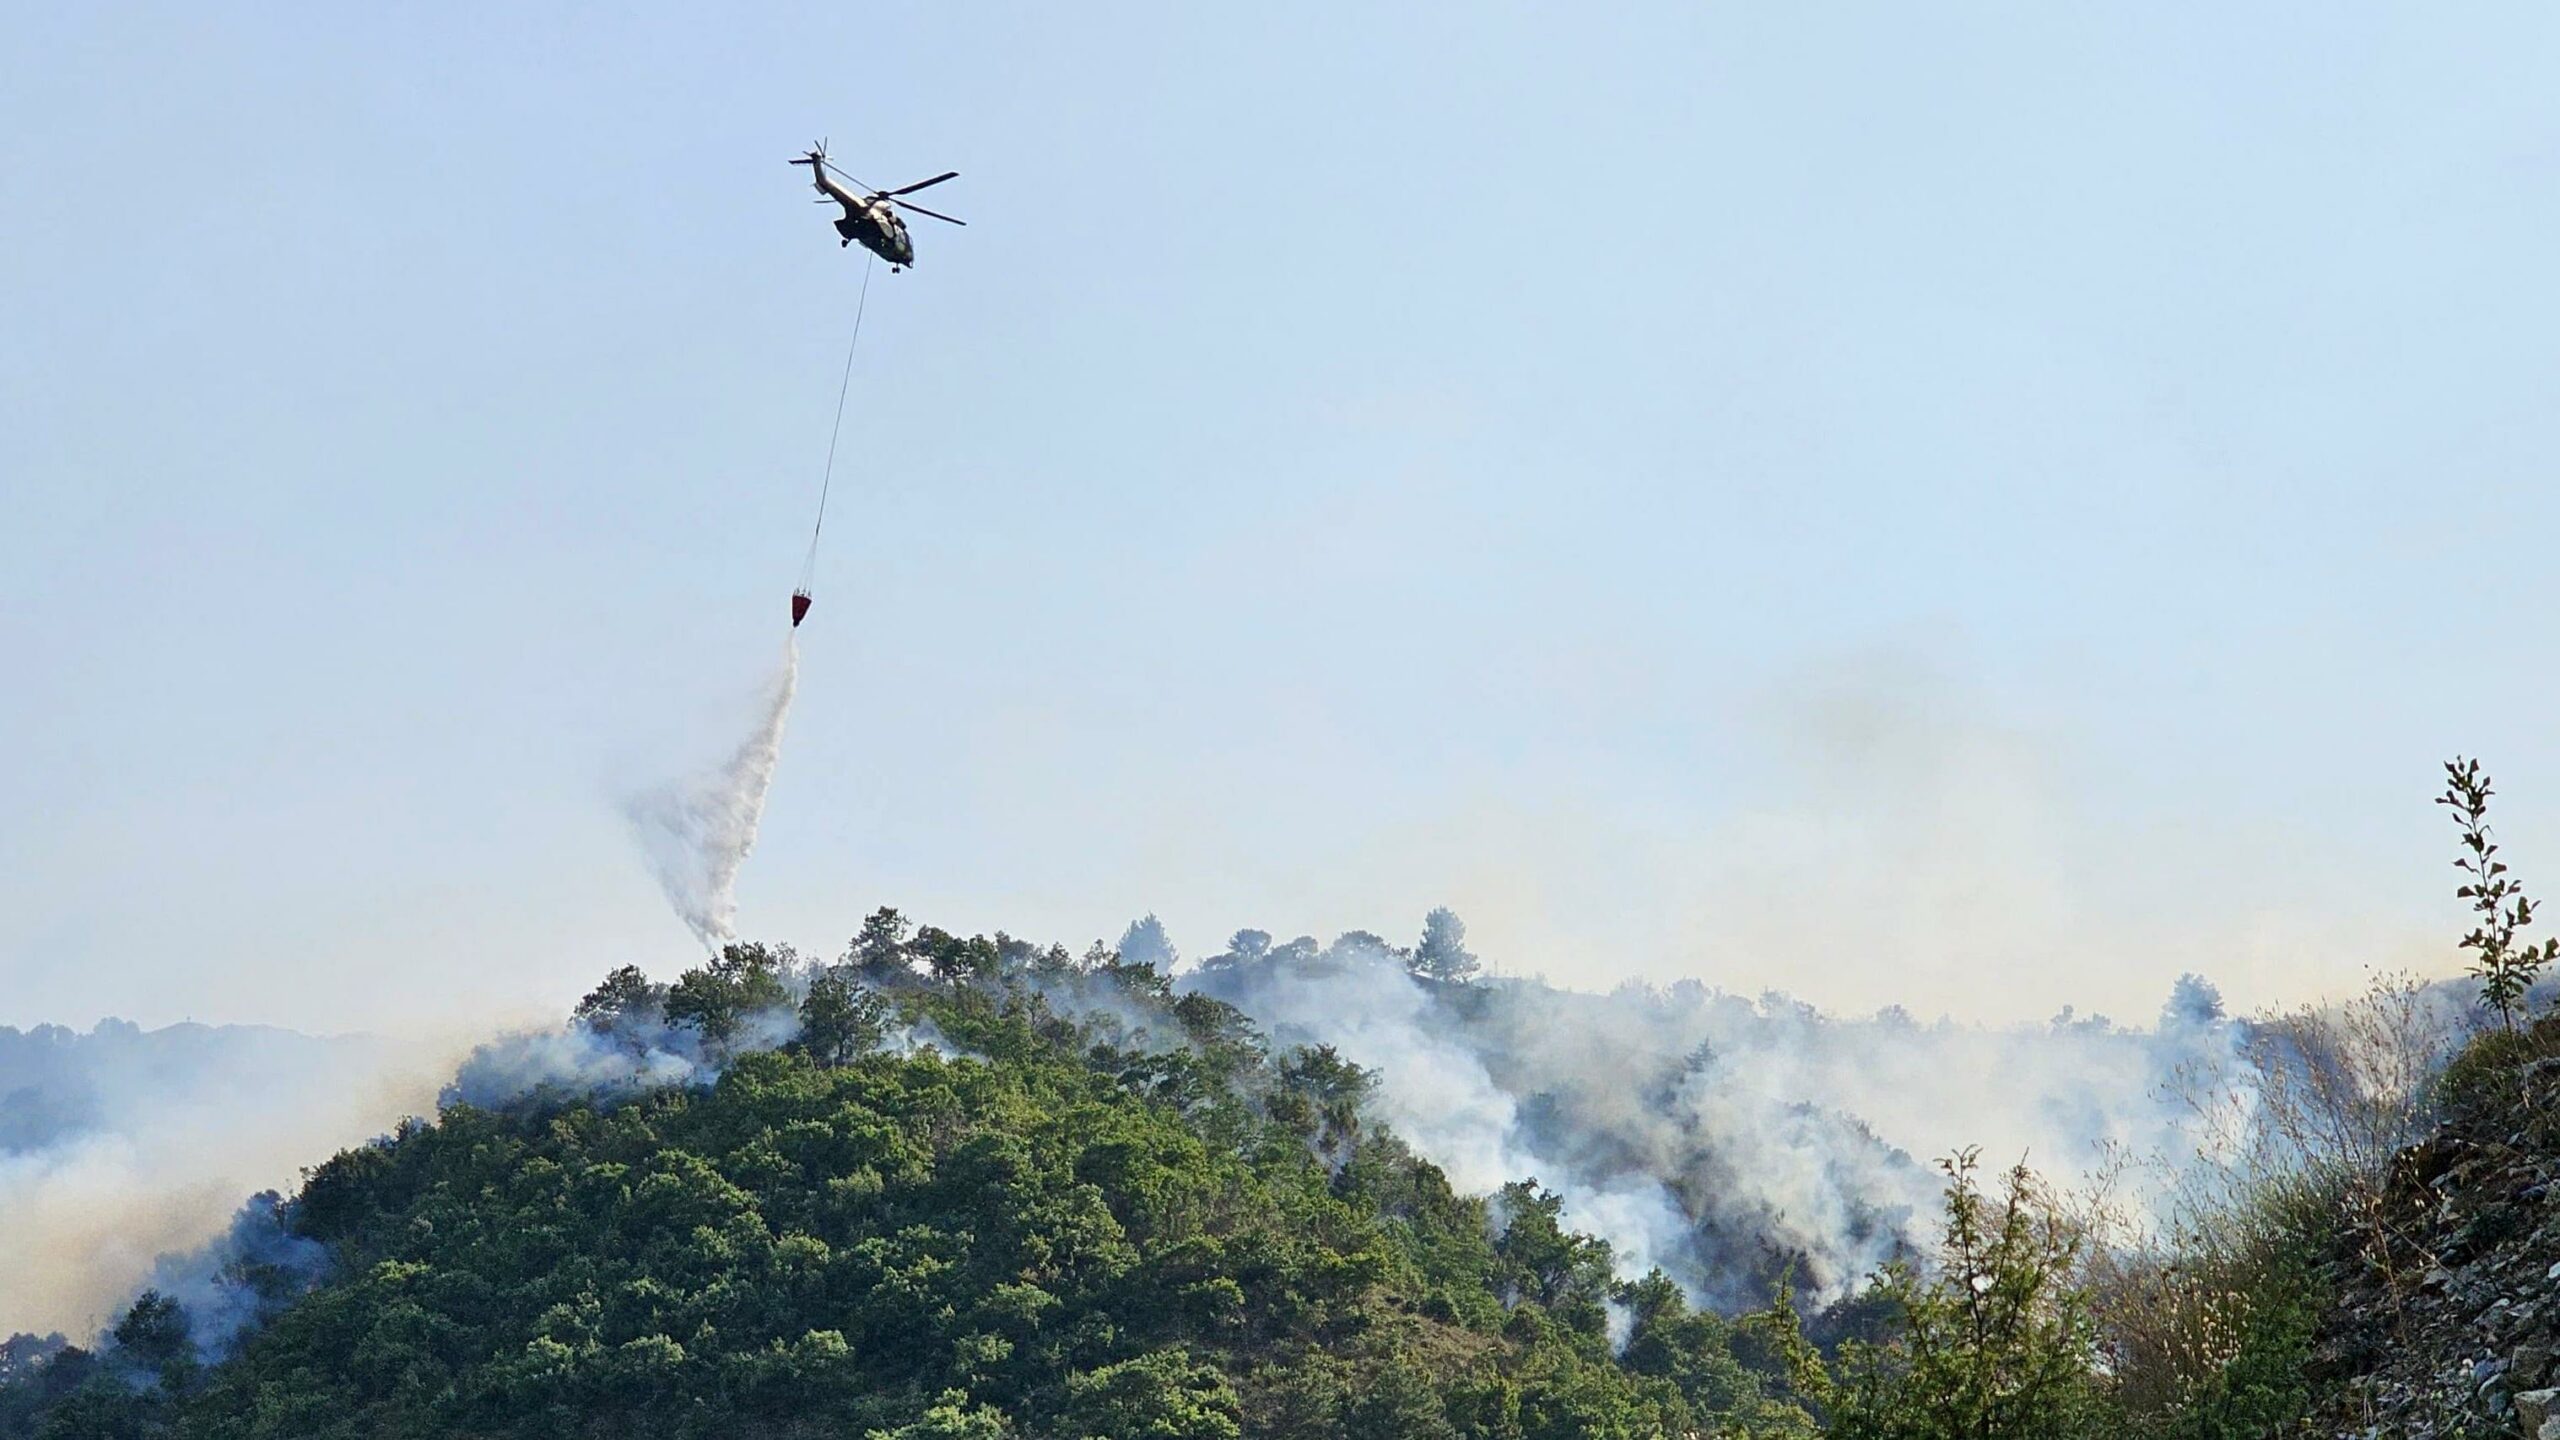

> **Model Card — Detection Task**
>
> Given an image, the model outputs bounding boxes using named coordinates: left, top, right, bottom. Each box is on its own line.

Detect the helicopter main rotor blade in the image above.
left=817, top=156, right=876, bottom=193
left=885, top=172, right=958, bottom=197
left=886, top=197, right=966, bottom=226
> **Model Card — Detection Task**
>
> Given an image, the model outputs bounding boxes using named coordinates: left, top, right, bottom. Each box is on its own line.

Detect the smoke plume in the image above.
left=1184, top=931, right=2284, bottom=1309
left=443, top=1005, right=798, bottom=1109
left=134, top=1192, right=328, bottom=1363
left=0, top=1021, right=449, bottom=1342
left=626, top=639, right=799, bottom=949
left=4, top=917, right=2487, bottom=1358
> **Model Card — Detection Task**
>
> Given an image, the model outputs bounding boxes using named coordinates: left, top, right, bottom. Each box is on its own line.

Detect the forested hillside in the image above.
left=0, top=937, right=1820, bottom=1439
left=9, top=755, right=2555, bottom=1440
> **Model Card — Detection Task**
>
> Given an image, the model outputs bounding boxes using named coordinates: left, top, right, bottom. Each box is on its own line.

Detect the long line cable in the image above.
left=801, top=253, right=876, bottom=590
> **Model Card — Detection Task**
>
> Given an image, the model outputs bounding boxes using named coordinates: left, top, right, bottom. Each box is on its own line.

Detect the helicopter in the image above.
left=790, top=142, right=964, bottom=270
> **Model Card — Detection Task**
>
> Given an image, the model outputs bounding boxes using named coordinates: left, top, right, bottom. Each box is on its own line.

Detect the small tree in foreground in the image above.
left=2439, top=756, right=2554, bottom=1031
left=1818, top=1151, right=2107, bottom=1440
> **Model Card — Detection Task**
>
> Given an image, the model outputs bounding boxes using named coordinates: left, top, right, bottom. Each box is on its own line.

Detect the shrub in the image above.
left=2433, top=1011, right=2560, bottom=1119
left=1810, top=1152, right=2112, bottom=1440
left=2439, top=756, right=2556, bottom=1032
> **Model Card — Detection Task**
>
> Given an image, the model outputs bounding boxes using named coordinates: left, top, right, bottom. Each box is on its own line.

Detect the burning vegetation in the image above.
left=4, top=759, right=2556, bottom=1438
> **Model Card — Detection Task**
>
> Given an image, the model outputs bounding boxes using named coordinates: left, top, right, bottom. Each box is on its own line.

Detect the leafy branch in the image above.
left=2437, top=756, right=2553, bottom=1032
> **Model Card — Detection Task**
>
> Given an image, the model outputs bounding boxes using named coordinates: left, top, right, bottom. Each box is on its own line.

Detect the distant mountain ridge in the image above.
left=0, top=1020, right=371, bottom=1157
left=0, top=1018, right=440, bottom=1348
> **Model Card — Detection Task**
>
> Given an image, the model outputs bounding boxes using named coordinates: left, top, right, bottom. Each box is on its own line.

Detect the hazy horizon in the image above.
left=12, top=5, right=2560, bottom=1037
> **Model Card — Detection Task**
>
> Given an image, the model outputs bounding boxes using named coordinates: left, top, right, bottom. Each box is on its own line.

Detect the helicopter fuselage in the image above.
left=805, top=165, right=914, bottom=268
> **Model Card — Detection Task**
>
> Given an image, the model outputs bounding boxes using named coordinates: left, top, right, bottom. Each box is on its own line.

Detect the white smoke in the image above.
left=1188, top=940, right=2278, bottom=1309
left=626, top=639, right=799, bottom=949
left=442, top=1021, right=725, bottom=1107
left=0, top=1021, right=451, bottom=1341
left=1194, top=945, right=1702, bottom=1289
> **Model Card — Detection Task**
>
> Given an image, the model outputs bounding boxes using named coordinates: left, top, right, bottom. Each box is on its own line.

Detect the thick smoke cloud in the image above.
left=5, top=916, right=2487, bottom=1361
left=135, top=1192, right=328, bottom=1363
left=1, top=945, right=992, bottom=1357
left=626, top=639, right=799, bottom=950
left=0, top=1021, right=448, bottom=1341
left=2, top=997, right=833, bottom=1354
left=1185, top=933, right=2267, bottom=1308
left=444, top=1005, right=799, bottom=1109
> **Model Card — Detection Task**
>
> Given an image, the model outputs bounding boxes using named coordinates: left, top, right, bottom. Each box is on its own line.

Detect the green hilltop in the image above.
left=22, top=758, right=2560, bottom=1440
left=1, top=933, right=1815, bottom=1440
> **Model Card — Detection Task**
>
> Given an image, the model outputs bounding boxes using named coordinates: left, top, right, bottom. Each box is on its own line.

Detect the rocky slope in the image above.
left=2309, top=1029, right=2560, bottom=1438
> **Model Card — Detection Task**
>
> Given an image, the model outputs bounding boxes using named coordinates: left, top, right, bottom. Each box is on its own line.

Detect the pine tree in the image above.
left=1117, top=913, right=1179, bottom=971
left=1410, top=907, right=1480, bottom=983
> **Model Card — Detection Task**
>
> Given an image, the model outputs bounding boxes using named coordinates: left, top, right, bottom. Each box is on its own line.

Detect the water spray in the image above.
left=626, top=638, right=800, bottom=948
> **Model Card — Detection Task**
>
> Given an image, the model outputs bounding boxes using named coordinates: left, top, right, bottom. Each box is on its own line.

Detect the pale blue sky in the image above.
left=8, top=5, right=2560, bottom=1033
